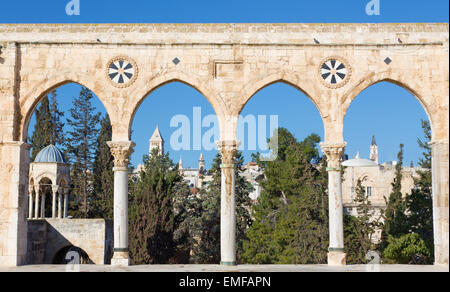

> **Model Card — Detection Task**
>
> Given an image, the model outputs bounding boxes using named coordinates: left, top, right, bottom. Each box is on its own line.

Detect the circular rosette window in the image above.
left=106, top=56, right=138, bottom=88
left=319, top=57, right=351, bottom=89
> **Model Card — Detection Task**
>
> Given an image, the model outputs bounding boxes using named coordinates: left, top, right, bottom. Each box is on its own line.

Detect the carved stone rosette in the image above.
left=107, top=141, right=135, bottom=169
left=320, top=142, right=347, bottom=171
left=216, top=140, right=240, bottom=167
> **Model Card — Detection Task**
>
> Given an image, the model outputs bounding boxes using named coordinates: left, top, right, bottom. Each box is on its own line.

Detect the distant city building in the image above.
left=341, top=135, right=421, bottom=243
left=149, top=125, right=164, bottom=155
left=134, top=127, right=213, bottom=191
left=241, top=162, right=264, bottom=203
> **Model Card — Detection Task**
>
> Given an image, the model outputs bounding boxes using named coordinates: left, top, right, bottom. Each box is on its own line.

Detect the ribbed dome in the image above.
left=34, top=145, right=66, bottom=163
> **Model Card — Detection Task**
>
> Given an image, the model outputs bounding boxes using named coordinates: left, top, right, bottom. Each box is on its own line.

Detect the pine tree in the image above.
left=91, top=114, right=114, bottom=218
left=65, top=87, right=101, bottom=218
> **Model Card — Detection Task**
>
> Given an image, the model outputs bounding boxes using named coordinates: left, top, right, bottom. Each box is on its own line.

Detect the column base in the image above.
left=220, top=261, right=236, bottom=266
left=327, top=251, right=346, bottom=266
left=111, top=251, right=130, bottom=266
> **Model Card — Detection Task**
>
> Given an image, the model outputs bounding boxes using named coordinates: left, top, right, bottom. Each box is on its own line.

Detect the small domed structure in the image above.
left=29, top=144, right=70, bottom=220
left=34, top=144, right=67, bottom=163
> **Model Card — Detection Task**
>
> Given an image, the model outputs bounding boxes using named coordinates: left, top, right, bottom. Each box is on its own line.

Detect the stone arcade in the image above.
left=0, top=23, right=448, bottom=267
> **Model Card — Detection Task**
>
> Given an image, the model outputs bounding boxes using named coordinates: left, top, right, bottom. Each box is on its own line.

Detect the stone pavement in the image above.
left=0, top=264, right=448, bottom=272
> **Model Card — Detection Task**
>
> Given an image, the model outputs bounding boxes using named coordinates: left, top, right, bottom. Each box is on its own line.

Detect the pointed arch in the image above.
left=127, top=70, right=225, bottom=140
left=239, top=72, right=323, bottom=119
left=20, top=72, right=111, bottom=142
left=341, top=71, right=435, bottom=139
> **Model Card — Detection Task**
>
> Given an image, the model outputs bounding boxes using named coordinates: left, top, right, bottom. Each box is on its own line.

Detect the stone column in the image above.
left=216, top=140, right=239, bottom=266
left=58, top=188, right=63, bottom=219
left=107, top=141, right=135, bottom=266
left=52, top=185, right=58, bottom=218
left=0, top=141, right=31, bottom=266
left=321, top=142, right=347, bottom=266
left=430, top=140, right=449, bottom=266
left=40, top=188, right=46, bottom=219
left=34, top=184, right=40, bottom=219
left=64, top=188, right=69, bottom=218
left=28, top=185, right=34, bottom=219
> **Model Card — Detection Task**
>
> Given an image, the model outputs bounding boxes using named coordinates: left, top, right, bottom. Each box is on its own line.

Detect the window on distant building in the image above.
left=366, top=186, right=372, bottom=196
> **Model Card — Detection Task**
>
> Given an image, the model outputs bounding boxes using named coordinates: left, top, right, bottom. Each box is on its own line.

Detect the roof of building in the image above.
left=371, top=135, right=377, bottom=146
left=150, top=125, right=163, bottom=142
left=342, top=157, right=378, bottom=167
left=34, top=144, right=67, bottom=163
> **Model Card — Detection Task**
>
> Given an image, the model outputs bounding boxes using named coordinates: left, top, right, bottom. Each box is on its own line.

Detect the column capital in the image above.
left=216, top=140, right=240, bottom=167
left=107, top=141, right=135, bottom=169
left=320, top=142, right=347, bottom=170
left=429, top=139, right=448, bottom=147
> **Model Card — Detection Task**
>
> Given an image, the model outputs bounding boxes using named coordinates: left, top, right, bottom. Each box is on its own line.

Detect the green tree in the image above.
left=383, top=233, right=431, bottom=264
left=129, top=149, right=184, bottom=264
left=29, top=91, right=65, bottom=161
left=382, top=144, right=409, bottom=240
left=91, top=114, right=114, bottom=218
left=405, top=119, right=433, bottom=262
left=188, top=151, right=253, bottom=264
left=344, top=179, right=381, bottom=264
left=242, top=129, right=329, bottom=264
left=65, top=87, right=101, bottom=218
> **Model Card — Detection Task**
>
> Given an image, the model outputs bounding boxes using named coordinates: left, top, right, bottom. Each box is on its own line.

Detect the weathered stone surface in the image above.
left=26, top=219, right=113, bottom=265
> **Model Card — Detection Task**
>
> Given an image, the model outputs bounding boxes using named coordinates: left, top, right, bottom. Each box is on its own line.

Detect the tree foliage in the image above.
left=65, top=87, right=101, bottom=218
left=188, top=151, right=253, bottom=264
left=91, top=114, right=115, bottom=218
left=129, top=149, right=188, bottom=264
left=242, top=129, right=329, bottom=264
left=30, top=91, right=65, bottom=161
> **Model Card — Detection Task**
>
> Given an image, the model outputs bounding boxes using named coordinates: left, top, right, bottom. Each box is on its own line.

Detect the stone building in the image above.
left=242, top=162, right=264, bottom=203
left=342, top=136, right=422, bottom=242
left=134, top=127, right=213, bottom=190
left=28, top=145, right=70, bottom=219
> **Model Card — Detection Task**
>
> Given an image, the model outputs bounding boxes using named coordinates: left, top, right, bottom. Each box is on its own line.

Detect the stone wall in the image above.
left=26, top=219, right=113, bottom=265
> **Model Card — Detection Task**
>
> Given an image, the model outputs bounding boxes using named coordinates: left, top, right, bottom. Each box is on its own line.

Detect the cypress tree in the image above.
left=404, top=119, right=433, bottom=262
left=344, top=179, right=381, bottom=264
left=129, top=149, right=183, bottom=264
left=29, top=91, right=65, bottom=161
left=91, top=114, right=114, bottom=218
left=381, top=144, right=409, bottom=244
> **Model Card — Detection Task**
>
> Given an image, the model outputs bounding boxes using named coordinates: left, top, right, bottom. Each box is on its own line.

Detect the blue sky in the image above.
left=11, top=0, right=447, bottom=169
left=0, top=0, right=448, bottom=23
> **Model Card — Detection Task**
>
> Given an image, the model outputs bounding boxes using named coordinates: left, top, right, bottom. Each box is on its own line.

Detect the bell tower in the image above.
left=149, top=125, right=164, bottom=155
left=369, top=135, right=378, bottom=164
